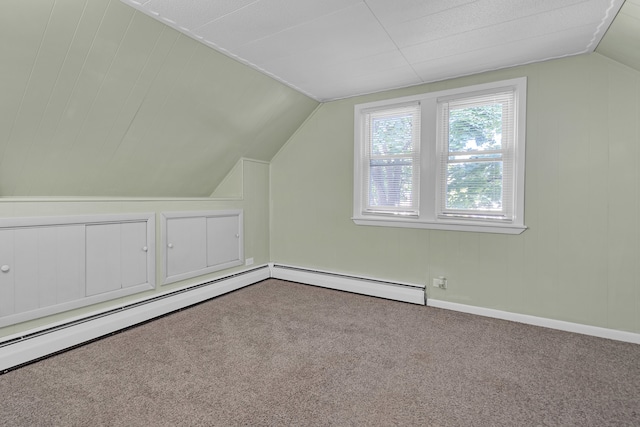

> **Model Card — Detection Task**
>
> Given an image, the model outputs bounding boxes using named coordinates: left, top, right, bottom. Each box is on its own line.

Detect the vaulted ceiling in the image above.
left=596, top=0, right=640, bottom=71
left=1, top=0, right=638, bottom=197
left=0, top=0, right=318, bottom=197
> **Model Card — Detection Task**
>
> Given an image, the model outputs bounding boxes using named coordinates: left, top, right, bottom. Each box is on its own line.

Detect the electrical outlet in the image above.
left=245, top=257, right=254, bottom=266
left=432, top=276, right=447, bottom=289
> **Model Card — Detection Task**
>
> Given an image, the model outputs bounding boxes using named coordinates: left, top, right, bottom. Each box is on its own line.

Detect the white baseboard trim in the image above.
left=0, top=265, right=271, bottom=373
left=270, top=263, right=426, bottom=305
left=3, top=264, right=638, bottom=373
left=427, top=299, right=640, bottom=344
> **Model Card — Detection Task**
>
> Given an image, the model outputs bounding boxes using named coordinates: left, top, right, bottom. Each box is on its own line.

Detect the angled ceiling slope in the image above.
left=597, top=0, right=640, bottom=72
left=121, top=0, right=624, bottom=101
left=0, top=0, right=318, bottom=197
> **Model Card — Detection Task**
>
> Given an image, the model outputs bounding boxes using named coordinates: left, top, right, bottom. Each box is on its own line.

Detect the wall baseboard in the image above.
left=427, top=299, right=640, bottom=344
left=2, top=264, right=638, bottom=373
left=269, top=263, right=426, bottom=305
left=0, top=265, right=271, bottom=373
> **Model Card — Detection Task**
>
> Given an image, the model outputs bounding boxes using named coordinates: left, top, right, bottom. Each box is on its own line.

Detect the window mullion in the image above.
left=354, top=77, right=526, bottom=233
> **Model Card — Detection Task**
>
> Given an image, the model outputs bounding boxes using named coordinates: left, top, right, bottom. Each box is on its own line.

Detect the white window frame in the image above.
left=353, top=77, right=527, bottom=235
left=360, top=102, right=421, bottom=217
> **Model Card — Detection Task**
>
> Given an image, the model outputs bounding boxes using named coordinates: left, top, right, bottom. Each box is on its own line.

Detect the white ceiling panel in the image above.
left=235, top=3, right=395, bottom=69
left=401, top=2, right=608, bottom=64
left=265, top=50, right=421, bottom=97
left=412, top=25, right=599, bottom=83
left=139, top=0, right=258, bottom=31
left=121, top=0, right=625, bottom=101
left=385, top=0, right=593, bottom=49
left=364, top=0, right=477, bottom=27
left=197, top=0, right=361, bottom=50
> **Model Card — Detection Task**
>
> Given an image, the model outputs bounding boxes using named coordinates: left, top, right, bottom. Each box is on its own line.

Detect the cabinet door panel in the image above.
left=166, top=217, right=207, bottom=278
left=37, top=227, right=58, bottom=307
left=121, top=222, right=147, bottom=288
left=14, top=228, right=39, bottom=313
left=0, top=229, right=15, bottom=316
left=35, top=225, right=85, bottom=307
left=86, top=224, right=121, bottom=296
left=207, top=215, right=240, bottom=267
left=54, top=225, right=85, bottom=303
left=37, top=225, right=85, bottom=307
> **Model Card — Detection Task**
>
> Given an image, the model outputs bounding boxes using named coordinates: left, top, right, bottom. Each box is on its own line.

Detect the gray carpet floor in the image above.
left=1, top=279, right=639, bottom=426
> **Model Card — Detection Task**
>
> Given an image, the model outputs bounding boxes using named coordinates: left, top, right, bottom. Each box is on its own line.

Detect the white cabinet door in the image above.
left=0, top=213, right=154, bottom=328
left=0, top=229, right=15, bottom=317
left=36, top=225, right=85, bottom=306
left=14, top=226, right=85, bottom=311
left=166, top=217, right=207, bottom=279
left=86, top=224, right=121, bottom=296
left=207, top=215, right=240, bottom=267
left=86, top=221, right=149, bottom=295
left=14, top=228, right=39, bottom=313
left=162, top=210, right=243, bottom=285
left=121, top=222, right=148, bottom=288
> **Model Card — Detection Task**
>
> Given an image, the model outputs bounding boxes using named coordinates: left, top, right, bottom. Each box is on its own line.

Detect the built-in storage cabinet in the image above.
left=0, top=226, right=86, bottom=320
left=162, top=210, right=243, bottom=285
left=86, top=221, right=149, bottom=296
left=166, top=217, right=208, bottom=279
left=0, top=214, right=155, bottom=327
left=207, top=215, right=240, bottom=267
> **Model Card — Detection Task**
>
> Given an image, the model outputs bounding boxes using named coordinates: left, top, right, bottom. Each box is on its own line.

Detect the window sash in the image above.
left=437, top=90, right=515, bottom=221
left=353, top=77, right=527, bottom=234
left=362, top=103, right=421, bottom=215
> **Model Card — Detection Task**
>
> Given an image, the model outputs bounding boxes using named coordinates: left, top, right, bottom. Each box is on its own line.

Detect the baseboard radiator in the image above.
left=270, top=264, right=426, bottom=305
left=3, top=263, right=637, bottom=373
left=0, top=265, right=271, bottom=373
left=0, top=263, right=424, bottom=373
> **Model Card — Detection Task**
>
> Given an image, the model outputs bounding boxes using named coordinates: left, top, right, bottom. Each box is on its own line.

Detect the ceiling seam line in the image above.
left=362, top=0, right=423, bottom=83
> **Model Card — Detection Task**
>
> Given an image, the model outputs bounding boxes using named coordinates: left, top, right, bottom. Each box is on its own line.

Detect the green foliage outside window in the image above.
left=446, top=104, right=504, bottom=211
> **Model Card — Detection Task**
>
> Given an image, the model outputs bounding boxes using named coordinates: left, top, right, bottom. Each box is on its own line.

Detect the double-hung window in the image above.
left=353, top=78, right=527, bottom=234
left=361, top=103, right=421, bottom=216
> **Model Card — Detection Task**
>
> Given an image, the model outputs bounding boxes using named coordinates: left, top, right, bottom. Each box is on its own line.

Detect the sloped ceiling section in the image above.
left=122, top=0, right=624, bottom=101
left=0, top=0, right=318, bottom=197
left=597, top=0, right=640, bottom=72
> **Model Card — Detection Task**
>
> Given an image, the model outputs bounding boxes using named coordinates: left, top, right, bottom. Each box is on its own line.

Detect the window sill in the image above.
left=352, top=216, right=527, bottom=235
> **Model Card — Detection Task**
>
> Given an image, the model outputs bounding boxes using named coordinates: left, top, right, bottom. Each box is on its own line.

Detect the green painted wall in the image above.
left=0, top=0, right=318, bottom=197
left=0, top=159, right=270, bottom=338
left=597, top=0, right=640, bottom=73
left=271, top=53, right=640, bottom=334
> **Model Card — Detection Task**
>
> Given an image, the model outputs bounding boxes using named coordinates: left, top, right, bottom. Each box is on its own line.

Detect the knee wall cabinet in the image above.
left=0, top=213, right=155, bottom=328
left=161, top=210, right=243, bottom=285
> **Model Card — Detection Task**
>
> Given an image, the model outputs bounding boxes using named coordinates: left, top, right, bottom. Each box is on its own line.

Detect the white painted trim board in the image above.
left=0, top=266, right=270, bottom=372
left=2, top=264, right=638, bottom=373
left=269, top=263, right=426, bottom=305
left=427, top=299, right=640, bottom=345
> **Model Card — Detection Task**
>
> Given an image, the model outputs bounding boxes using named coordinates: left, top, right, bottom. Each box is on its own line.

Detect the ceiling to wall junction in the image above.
left=122, top=0, right=625, bottom=101
left=1, top=0, right=638, bottom=198
left=0, top=0, right=318, bottom=197
left=596, top=0, right=640, bottom=72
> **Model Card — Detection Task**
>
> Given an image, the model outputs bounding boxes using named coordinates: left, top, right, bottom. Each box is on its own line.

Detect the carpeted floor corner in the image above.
left=1, top=279, right=639, bottom=426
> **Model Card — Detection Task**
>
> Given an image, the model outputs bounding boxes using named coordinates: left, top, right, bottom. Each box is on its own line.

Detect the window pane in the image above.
left=369, top=159, right=413, bottom=208
left=371, top=114, right=414, bottom=155
left=446, top=161, right=502, bottom=211
left=449, top=104, right=502, bottom=153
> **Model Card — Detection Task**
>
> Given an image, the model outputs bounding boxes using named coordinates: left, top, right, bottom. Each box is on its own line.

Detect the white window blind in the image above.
left=353, top=77, right=526, bottom=234
left=437, top=90, right=515, bottom=221
left=362, top=103, right=421, bottom=215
